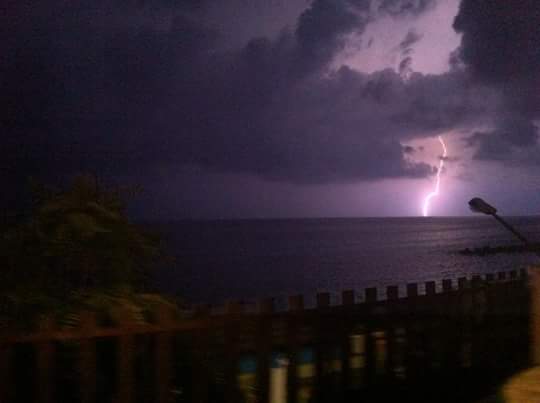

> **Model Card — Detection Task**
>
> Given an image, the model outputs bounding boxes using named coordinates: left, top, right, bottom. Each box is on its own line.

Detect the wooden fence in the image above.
left=0, top=268, right=535, bottom=403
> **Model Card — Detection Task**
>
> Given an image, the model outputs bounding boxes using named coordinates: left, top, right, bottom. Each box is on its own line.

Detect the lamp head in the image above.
left=469, top=197, right=497, bottom=215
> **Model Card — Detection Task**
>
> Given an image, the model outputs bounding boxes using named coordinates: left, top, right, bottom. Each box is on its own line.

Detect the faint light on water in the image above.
left=270, top=353, right=288, bottom=403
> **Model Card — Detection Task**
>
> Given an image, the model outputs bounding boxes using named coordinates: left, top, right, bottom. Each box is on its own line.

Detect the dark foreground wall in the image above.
left=0, top=269, right=534, bottom=403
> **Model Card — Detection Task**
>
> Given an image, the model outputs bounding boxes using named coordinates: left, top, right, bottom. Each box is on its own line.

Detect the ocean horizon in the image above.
left=152, top=216, right=540, bottom=305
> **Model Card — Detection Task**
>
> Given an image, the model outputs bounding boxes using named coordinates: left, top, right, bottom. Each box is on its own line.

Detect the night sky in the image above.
left=3, top=0, right=540, bottom=218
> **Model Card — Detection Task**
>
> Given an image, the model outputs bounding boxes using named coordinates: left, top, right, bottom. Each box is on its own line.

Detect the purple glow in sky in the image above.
left=2, top=0, right=540, bottom=218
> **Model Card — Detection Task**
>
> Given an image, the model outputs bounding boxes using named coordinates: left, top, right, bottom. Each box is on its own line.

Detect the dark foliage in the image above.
left=0, top=175, right=165, bottom=327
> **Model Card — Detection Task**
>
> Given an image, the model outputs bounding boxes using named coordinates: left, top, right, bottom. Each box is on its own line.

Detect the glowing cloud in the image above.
left=422, top=136, right=447, bottom=217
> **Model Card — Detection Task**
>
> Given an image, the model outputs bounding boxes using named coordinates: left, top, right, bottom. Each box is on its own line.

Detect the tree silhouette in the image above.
left=1, top=175, right=163, bottom=323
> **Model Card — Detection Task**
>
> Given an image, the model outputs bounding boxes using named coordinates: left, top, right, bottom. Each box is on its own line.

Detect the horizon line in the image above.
left=139, top=214, right=540, bottom=222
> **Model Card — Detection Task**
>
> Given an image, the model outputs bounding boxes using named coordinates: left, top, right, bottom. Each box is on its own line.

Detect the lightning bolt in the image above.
left=422, top=136, right=447, bottom=217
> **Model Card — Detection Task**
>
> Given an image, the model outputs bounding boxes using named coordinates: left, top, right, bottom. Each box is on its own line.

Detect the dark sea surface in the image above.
left=152, top=217, right=540, bottom=305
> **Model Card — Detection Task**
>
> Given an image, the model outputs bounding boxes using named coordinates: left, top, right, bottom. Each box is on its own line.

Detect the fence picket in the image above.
left=0, top=343, right=12, bottom=402
left=116, top=311, right=135, bottom=403
left=37, top=317, right=54, bottom=403
left=155, top=306, right=173, bottom=403
left=80, top=312, right=97, bottom=403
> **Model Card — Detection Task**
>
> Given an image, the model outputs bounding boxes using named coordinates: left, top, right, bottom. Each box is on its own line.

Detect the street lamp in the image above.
left=468, top=197, right=530, bottom=245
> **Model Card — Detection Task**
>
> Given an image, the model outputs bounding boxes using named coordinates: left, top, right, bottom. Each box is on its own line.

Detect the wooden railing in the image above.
left=0, top=268, right=533, bottom=403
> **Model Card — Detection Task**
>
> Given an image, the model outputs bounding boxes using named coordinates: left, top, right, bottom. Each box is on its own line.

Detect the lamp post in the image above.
left=468, top=197, right=530, bottom=245
left=469, top=198, right=540, bottom=366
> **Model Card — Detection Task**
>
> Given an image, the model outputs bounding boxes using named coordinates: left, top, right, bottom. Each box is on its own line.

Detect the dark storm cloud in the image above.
left=398, top=30, right=423, bottom=52
left=396, top=30, right=422, bottom=78
left=378, top=0, right=437, bottom=16
left=465, top=117, right=539, bottom=161
left=453, top=0, right=540, bottom=87
left=454, top=0, right=540, bottom=162
left=296, top=0, right=362, bottom=69
left=403, top=145, right=416, bottom=154
left=391, top=71, right=497, bottom=132
left=293, top=0, right=433, bottom=72
left=179, top=61, right=496, bottom=183
left=398, top=57, right=413, bottom=77
left=5, top=0, right=498, bottom=216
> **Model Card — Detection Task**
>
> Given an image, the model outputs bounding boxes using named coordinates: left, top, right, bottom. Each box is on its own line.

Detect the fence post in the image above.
left=365, top=288, right=377, bottom=303
left=192, top=310, right=210, bottom=403
left=257, top=298, right=274, bottom=403
left=80, top=312, right=97, bottom=403
left=442, top=279, right=453, bottom=293
left=425, top=281, right=436, bottom=296
left=289, top=295, right=304, bottom=312
left=316, top=293, right=330, bottom=309
left=342, top=290, right=355, bottom=306
left=116, top=309, right=135, bottom=403
left=393, top=327, right=407, bottom=380
left=155, top=306, right=173, bottom=403
left=372, top=330, right=387, bottom=376
left=288, top=295, right=304, bottom=403
left=406, top=283, right=418, bottom=298
left=224, top=301, right=242, bottom=403
left=406, top=283, right=419, bottom=318
left=530, top=269, right=540, bottom=365
left=348, top=328, right=366, bottom=389
left=315, top=293, right=330, bottom=401
left=386, top=286, right=398, bottom=301
left=0, top=342, right=12, bottom=403
left=340, top=291, right=354, bottom=395
left=37, top=316, right=54, bottom=403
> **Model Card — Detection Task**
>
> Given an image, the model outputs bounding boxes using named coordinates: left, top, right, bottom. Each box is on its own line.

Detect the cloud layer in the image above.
left=1, top=0, right=447, bottom=187
left=1, top=0, right=538, bottom=215
left=453, top=0, right=540, bottom=161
